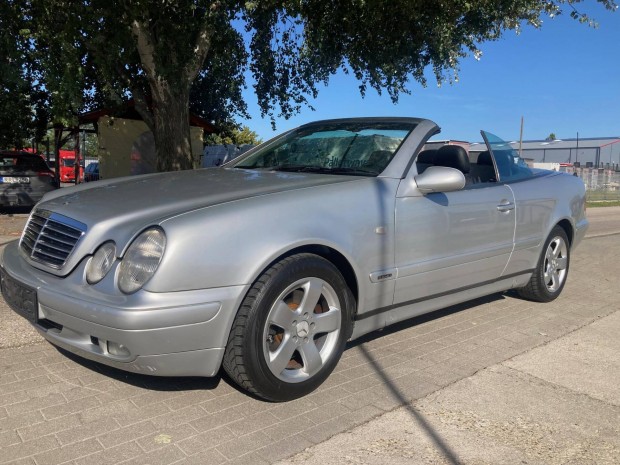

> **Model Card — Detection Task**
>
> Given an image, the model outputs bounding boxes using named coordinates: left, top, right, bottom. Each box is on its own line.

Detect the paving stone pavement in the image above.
left=0, top=224, right=618, bottom=464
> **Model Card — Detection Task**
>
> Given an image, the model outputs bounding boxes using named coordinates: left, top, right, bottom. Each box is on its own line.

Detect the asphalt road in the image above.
left=582, top=206, right=620, bottom=237
left=0, top=207, right=619, bottom=464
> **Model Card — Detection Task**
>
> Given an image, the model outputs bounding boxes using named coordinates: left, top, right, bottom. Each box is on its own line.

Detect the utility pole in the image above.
left=53, top=123, right=62, bottom=187
left=519, top=116, right=524, bottom=157
left=576, top=132, right=579, bottom=165
left=74, top=129, right=80, bottom=185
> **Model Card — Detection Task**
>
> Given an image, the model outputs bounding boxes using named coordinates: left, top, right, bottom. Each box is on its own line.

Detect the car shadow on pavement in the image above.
left=53, top=346, right=223, bottom=392
left=53, top=344, right=282, bottom=401
left=348, top=293, right=505, bottom=347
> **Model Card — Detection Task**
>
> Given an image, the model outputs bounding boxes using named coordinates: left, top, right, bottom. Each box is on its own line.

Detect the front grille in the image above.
left=20, top=210, right=86, bottom=269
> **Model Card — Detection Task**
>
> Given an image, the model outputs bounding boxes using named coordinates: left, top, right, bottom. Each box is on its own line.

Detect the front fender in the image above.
left=147, top=178, right=400, bottom=315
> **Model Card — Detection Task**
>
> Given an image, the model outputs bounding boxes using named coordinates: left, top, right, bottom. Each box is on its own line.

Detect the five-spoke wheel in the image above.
left=542, top=235, right=569, bottom=293
left=263, top=277, right=342, bottom=382
left=518, top=226, right=570, bottom=302
left=223, top=254, right=353, bottom=401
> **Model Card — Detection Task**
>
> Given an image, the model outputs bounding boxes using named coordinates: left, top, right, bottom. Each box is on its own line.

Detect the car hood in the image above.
left=24, top=168, right=363, bottom=276
left=37, top=167, right=358, bottom=227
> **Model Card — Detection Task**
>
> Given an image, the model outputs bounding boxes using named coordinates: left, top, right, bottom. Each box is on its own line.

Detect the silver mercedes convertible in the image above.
left=0, top=118, right=588, bottom=401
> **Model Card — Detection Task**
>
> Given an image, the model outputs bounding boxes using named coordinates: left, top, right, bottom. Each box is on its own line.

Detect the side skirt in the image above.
left=350, top=270, right=533, bottom=340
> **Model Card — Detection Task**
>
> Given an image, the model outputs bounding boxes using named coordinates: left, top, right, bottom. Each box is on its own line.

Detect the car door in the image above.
left=479, top=130, right=551, bottom=277
left=392, top=157, right=516, bottom=307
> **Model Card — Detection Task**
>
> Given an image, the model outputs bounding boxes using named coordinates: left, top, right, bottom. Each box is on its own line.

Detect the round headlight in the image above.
left=86, top=242, right=117, bottom=284
left=118, top=227, right=166, bottom=294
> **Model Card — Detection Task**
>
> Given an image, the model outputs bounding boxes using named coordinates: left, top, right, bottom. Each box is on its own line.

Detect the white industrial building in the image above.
left=470, top=137, right=620, bottom=168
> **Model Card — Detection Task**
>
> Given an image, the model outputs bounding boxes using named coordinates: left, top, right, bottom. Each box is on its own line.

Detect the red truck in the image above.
left=57, top=149, right=83, bottom=183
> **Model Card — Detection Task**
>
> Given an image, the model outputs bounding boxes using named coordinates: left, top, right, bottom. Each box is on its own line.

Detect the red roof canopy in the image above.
left=78, top=100, right=216, bottom=134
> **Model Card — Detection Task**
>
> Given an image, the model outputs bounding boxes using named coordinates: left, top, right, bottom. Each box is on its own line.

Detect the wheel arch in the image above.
left=222, top=246, right=361, bottom=400
left=251, top=244, right=359, bottom=318
left=556, top=218, right=574, bottom=247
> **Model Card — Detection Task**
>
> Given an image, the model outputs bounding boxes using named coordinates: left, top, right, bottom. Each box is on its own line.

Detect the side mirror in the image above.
left=414, top=166, right=466, bottom=194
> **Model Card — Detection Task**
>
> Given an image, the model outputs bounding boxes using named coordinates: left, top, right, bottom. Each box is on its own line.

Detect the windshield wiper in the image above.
left=273, top=165, right=376, bottom=176
left=328, top=167, right=377, bottom=176
left=272, top=165, right=319, bottom=173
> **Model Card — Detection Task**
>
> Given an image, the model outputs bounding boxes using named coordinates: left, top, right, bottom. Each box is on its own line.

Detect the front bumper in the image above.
left=1, top=241, right=249, bottom=377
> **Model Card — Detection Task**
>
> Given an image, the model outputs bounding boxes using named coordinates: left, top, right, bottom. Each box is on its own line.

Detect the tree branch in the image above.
left=108, top=61, right=155, bottom=130
left=131, top=19, right=157, bottom=83
left=185, top=16, right=213, bottom=83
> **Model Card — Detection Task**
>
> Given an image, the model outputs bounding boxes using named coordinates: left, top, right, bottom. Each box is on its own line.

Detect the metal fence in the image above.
left=562, top=166, right=620, bottom=201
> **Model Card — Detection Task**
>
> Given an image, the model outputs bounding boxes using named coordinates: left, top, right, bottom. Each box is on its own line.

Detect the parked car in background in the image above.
left=84, top=162, right=100, bottom=182
left=0, top=118, right=588, bottom=401
left=0, top=151, right=58, bottom=208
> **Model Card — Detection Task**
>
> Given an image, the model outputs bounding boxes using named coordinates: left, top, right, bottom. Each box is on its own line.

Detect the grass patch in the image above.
left=587, top=191, right=620, bottom=202
left=586, top=201, right=620, bottom=208
left=586, top=189, right=620, bottom=207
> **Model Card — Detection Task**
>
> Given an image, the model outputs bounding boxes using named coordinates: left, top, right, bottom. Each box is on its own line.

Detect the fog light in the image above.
left=107, top=341, right=130, bottom=357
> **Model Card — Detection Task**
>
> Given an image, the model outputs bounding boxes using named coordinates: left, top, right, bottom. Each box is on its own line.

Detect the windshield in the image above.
left=61, top=158, right=76, bottom=167
left=231, top=121, right=415, bottom=176
left=481, top=130, right=533, bottom=182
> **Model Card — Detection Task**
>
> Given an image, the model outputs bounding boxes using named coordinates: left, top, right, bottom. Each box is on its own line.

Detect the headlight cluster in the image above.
left=86, top=242, right=116, bottom=284
left=85, top=227, right=166, bottom=294
left=118, top=228, right=166, bottom=294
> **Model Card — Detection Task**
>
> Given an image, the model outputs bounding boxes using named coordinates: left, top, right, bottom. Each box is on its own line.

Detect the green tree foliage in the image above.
left=35, top=127, right=99, bottom=158
left=0, top=1, right=48, bottom=149
left=547, top=133, right=558, bottom=140
left=13, top=0, right=619, bottom=171
left=205, top=124, right=263, bottom=146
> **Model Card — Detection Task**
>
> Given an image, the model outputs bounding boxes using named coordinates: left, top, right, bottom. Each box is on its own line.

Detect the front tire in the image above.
left=518, top=226, right=570, bottom=302
left=223, top=253, right=354, bottom=401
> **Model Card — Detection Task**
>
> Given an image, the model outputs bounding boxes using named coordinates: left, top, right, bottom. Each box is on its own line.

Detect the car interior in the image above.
left=415, top=145, right=497, bottom=185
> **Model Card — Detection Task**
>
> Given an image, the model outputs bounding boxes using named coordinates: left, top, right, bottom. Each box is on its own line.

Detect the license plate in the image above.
left=0, top=177, right=30, bottom=184
left=0, top=268, right=38, bottom=324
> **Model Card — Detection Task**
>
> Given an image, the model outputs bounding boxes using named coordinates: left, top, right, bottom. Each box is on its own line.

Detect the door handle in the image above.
left=497, top=201, right=515, bottom=212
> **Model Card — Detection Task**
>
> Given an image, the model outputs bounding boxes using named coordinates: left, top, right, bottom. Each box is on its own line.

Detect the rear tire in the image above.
left=518, top=226, right=570, bottom=302
left=223, top=253, right=354, bottom=401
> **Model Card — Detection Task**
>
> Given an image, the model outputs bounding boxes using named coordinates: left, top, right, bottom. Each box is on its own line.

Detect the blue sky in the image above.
left=239, top=3, right=620, bottom=143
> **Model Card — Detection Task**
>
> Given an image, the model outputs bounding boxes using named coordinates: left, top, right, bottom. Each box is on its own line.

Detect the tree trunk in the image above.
left=151, top=82, right=196, bottom=172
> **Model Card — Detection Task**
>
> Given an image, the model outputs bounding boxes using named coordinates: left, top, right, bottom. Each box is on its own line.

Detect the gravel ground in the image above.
left=0, top=211, right=29, bottom=236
